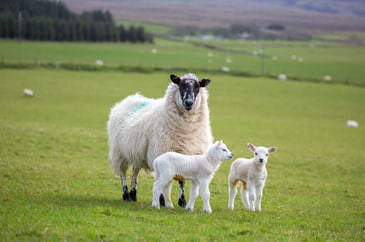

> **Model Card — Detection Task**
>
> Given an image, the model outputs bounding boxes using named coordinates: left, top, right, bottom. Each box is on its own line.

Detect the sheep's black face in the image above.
left=170, top=74, right=211, bottom=111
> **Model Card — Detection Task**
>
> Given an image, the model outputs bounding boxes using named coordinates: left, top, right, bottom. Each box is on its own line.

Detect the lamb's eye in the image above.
left=255, top=152, right=258, bottom=156
left=266, top=153, right=268, bottom=156
left=222, top=149, right=227, bottom=152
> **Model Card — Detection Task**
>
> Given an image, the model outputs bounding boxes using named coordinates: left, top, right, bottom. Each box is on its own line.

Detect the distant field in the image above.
left=1, top=39, right=364, bottom=86
left=0, top=69, right=364, bottom=240
left=116, top=20, right=171, bottom=35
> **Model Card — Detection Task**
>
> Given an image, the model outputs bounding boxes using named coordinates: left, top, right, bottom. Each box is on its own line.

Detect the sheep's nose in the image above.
left=259, top=158, right=264, bottom=163
left=184, top=99, right=193, bottom=106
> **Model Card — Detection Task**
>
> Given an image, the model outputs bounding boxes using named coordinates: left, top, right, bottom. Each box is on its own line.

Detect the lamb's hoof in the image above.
left=178, top=195, right=186, bottom=208
left=203, top=208, right=212, bottom=213
left=129, top=189, right=137, bottom=201
left=159, top=194, right=165, bottom=207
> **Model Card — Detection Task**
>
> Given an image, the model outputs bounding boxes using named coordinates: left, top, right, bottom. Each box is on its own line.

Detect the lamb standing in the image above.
left=152, top=140, right=233, bottom=213
left=228, top=143, right=277, bottom=211
left=107, top=73, right=213, bottom=206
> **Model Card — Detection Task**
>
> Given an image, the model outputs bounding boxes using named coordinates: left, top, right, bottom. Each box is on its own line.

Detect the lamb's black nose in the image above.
left=259, top=158, right=264, bottom=163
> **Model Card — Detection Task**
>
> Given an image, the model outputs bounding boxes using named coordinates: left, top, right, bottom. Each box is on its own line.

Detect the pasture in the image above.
left=1, top=39, right=365, bottom=86
left=0, top=69, right=364, bottom=240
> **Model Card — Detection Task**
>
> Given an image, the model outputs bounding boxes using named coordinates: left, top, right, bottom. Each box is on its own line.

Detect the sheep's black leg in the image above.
left=129, top=166, right=140, bottom=201
left=178, top=180, right=186, bottom=207
left=120, top=175, right=131, bottom=201
left=122, top=185, right=131, bottom=201
left=159, top=194, right=166, bottom=207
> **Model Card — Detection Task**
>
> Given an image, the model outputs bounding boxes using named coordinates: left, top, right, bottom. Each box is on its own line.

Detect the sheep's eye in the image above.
left=255, top=152, right=258, bottom=156
left=266, top=153, right=268, bottom=156
left=222, top=149, right=227, bottom=152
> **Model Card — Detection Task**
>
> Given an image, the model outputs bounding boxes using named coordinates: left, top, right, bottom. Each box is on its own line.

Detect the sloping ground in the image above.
left=62, top=0, right=365, bottom=31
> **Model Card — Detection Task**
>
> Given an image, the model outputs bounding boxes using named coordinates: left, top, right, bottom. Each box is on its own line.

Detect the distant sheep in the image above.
left=323, top=75, right=332, bottom=81
left=107, top=73, right=213, bottom=206
left=23, top=88, right=34, bottom=97
left=228, top=143, right=277, bottom=211
left=152, top=140, right=233, bottom=213
left=346, top=120, right=359, bottom=128
left=278, top=74, right=287, bottom=81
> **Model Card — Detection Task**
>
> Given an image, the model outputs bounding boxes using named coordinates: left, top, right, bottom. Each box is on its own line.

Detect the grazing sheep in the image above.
left=152, top=140, right=233, bottom=213
left=278, top=74, right=287, bottom=81
left=107, top=73, right=213, bottom=206
left=228, top=143, right=277, bottom=211
left=23, top=88, right=34, bottom=97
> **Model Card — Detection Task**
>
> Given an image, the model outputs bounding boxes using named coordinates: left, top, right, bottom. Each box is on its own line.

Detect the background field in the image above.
left=1, top=39, right=365, bottom=86
left=1, top=69, right=364, bottom=240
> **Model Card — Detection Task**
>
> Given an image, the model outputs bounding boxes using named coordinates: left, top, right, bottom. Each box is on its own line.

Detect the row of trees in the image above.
left=0, top=0, right=153, bottom=43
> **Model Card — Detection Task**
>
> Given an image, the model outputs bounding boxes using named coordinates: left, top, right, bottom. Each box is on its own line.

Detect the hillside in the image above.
left=61, top=0, right=365, bottom=32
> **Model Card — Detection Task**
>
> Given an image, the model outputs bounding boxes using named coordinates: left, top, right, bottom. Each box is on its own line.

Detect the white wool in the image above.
left=346, top=120, right=359, bottom=128
left=152, top=141, right=233, bottom=213
left=23, top=89, right=34, bottom=97
left=107, top=75, right=213, bottom=179
left=278, top=74, right=287, bottom=81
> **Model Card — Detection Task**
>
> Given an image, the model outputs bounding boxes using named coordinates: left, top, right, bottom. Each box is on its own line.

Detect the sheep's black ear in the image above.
left=199, top=78, right=211, bottom=87
left=170, top=74, right=181, bottom=85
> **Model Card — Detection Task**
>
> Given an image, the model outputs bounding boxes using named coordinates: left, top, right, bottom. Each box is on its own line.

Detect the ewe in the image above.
left=107, top=73, right=213, bottom=206
left=228, top=143, right=277, bottom=211
left=152, top=140, right=233, bottom=213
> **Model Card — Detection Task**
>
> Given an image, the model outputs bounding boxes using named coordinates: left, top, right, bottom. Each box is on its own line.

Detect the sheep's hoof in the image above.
left=178, top=195, right=186, bottom=207
left=129, top=189, right=137, bottom=201
left=122, top=185, right=131, bottom=201
left=123, top=192, right=131, bottom=201
left=159, top=194, right=165, bottom=207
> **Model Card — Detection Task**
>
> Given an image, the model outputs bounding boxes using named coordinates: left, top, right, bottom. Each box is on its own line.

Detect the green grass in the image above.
left=1, top=69, right=364, bottom=240
left=1, top=39, right=365, bottom=86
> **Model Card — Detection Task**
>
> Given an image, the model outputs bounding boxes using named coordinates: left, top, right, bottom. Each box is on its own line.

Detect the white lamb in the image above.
left=107, top=73, right=213, bottom=206
left=152, top=140, right=233, bottom=213
left=228, top=143, right=277, bottom=211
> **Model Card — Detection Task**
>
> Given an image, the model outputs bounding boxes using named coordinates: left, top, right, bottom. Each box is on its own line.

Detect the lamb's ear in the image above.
left=170, top=74, right=181, bottom=85
left=214, top=140, right=221, bottom=148
left=268, top=147, right=277, bottom=153
left=199, top=78, right=211, bottom=87
left=247, top=143, right=256, bottom=152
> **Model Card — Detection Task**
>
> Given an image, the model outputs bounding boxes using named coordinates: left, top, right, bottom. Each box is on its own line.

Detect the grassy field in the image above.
left=0, top=69, right=364, bottom=240
left=1, top=39, right=365, bottom=86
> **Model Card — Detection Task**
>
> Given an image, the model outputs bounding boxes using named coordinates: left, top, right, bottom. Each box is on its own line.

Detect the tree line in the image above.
left=0, top=0, right=153, bottom=43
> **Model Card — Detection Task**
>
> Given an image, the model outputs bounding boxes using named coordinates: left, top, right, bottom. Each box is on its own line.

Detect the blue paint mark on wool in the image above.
left=132, top=101, right=150, bottom=112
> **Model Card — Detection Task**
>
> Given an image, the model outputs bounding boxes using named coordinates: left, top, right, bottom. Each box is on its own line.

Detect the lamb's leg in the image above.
left=255, top=183, right=265, bottom=211
left=228, top=181, right=238, bottom=210
left=178, top=181, right=187, bottom=207
left=247, top=181, right=256, bottom=211
left=240, top=181, right=250, bottom=210
left=186, top=180, right=199, bottom=211
left=130, top=166, right=140, bottom=201
left=152, top=180, right=161, bottom=209
left=200, top=181, right=212, bottom=213
left=162, top=180, right=174, bottom=208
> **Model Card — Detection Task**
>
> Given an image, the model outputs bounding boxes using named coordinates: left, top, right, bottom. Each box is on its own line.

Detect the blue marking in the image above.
left=132, top=101, right=150, bottom=112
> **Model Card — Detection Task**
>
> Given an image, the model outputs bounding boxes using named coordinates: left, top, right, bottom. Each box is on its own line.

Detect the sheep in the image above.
left=23, top=88, right=34, bottom=97
left=107, top=73, right=213, bottom=206
left=278, top=74, right=287, bottom=81
left=228, top=143, right=277, bottom=211
left=152, top=140, right=233, bottom=213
